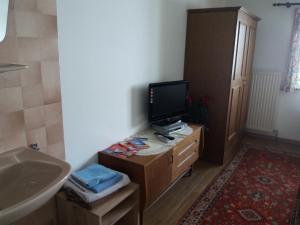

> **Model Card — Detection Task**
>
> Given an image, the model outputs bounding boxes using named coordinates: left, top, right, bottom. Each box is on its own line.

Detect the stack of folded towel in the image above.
left=64, top=163, right=130, bottom=203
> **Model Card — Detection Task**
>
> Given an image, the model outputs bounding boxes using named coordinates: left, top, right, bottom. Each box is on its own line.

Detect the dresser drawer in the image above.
left=173, top=129, right=200, bottom=155
left=171, top=128, right=201, bottom=181
left=172, top=150, right=198, bottom=181
left=173, top=139, right=199, bottom=165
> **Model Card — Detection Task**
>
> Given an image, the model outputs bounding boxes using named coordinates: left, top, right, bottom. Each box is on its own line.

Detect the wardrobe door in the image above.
left=240, top=24, right=257, bottom=131
left=226, top=17, right=248, bottom=143
left=184, top=10, right=237, bottom=164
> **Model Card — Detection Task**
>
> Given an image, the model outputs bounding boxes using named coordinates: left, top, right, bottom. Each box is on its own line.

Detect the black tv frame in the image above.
left=148, top=80, right=189, bottom=124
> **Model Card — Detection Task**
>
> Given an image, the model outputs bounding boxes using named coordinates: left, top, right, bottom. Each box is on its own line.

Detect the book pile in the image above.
left=102, top=137, right=149, bottom=158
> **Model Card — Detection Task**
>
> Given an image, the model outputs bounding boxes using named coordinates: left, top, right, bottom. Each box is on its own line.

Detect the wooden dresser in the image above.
left=184, top=7, right=260, bottom=164
left=98, top=124, right=203, bottom=211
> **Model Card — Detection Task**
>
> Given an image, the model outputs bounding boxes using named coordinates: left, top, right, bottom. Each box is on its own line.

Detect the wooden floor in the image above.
left=143, top=135, right=300, bottom=225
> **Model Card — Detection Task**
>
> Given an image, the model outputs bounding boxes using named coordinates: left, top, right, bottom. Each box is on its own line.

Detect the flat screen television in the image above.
left=148, top=80, right=189, bottom=123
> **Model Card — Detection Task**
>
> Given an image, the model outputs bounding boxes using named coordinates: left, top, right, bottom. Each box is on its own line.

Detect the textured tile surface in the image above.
left=41, top=61, right=61, bottom=104
left=44, top=103, right=62, bottom=126
left=0, top=71, right=21, bottom=88
left=22, top=84, right=44, bottom=108
left=3, top=131, right=27, bottom=151
left=40, top=38, right=59, bottom=60
left=20, top=61, right=42, bottom=86
left=0, top=36, right=18, bottom=61
left=0, top=0, right=64, bottom=158
left=17, top=37, right=41, bottom=61
left=14, top=0, right=36, bottom=11
left=6, top=10, right=16, bottom=37
left=26, top=127, right=47, bottom=148
left=24, top=106, right=45, bottom=130
left=37, top=0, right=57, bottom=16
left=0, top=87, right=23, bottom=114
left=46, top=122, right=63, bottom=146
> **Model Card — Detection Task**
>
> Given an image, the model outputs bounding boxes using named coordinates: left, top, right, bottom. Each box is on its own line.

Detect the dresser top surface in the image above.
left=98, top=124, right=202, bottom=167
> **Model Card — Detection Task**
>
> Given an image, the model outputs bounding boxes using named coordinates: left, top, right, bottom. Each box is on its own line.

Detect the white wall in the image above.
left=57, top=0, right=225, bottom=169
left=57, top=0, right=300, bottom=169
left=225, top=0, right=300, bottom=141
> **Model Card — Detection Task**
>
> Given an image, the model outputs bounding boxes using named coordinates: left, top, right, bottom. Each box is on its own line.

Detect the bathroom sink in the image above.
left=0, top=147, right=71, bottom=225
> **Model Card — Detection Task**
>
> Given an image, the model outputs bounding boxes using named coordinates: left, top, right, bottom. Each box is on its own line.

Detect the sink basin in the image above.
left=0, top=147, right=71, bottom=225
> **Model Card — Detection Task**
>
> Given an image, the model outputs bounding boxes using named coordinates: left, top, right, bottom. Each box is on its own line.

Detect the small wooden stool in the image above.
left=56, top=183, right=139, bottom=225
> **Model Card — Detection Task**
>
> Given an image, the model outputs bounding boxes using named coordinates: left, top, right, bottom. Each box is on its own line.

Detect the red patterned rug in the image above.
left=177, top=145, right=300, bottom=225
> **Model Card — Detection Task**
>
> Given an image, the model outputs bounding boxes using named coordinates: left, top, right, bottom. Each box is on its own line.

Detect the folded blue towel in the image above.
left=72, top=163, right=118, bottom=188
left=88, top=173, right=123, bottom=193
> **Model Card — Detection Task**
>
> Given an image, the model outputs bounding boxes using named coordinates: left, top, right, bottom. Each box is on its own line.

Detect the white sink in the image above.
left=0, top=147, right=71, bottom=225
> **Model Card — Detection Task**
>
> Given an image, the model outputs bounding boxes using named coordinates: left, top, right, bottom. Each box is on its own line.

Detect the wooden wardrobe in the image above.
left=184, top=7, right=260, bottom=164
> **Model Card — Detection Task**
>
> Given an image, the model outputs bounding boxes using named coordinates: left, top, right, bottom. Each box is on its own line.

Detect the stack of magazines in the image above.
left=102, top=137, right=149, bottom=158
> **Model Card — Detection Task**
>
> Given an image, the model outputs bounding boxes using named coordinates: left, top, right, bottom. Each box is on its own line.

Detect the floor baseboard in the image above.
left=245, top=131, right=300, bottom=146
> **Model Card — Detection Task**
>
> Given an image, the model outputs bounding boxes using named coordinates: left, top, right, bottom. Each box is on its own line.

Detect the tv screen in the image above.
left=148, top=80, right=189, bottom=123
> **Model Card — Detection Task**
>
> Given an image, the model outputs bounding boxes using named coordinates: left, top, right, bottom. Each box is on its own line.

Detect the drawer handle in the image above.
left=177, top=153, right=195, bottom=168
left=178, top=141, right=196, bottom=156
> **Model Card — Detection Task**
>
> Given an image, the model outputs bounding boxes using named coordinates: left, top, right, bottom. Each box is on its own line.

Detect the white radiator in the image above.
left=246, top=72, right=281, bottom=134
